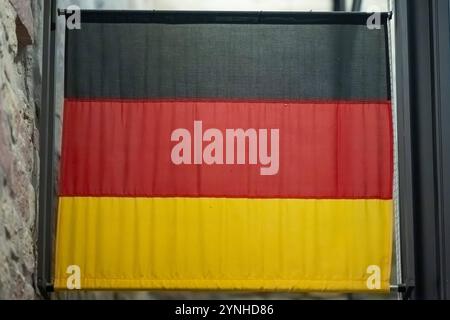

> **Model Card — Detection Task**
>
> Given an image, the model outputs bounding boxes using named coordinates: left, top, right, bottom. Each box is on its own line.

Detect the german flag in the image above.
left=55, top=12, right=393, bottom=292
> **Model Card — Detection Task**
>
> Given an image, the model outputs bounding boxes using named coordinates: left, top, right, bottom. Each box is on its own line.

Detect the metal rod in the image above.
left=37, top=0, right=56, bottom=298
left=393, top=0, right=417, bottom=300
left=387, top=0, right=404, bottom=301
left=77, top=10, right=391, bottom=25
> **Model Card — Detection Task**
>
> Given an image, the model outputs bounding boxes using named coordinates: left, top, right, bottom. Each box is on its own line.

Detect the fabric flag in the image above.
left=54, top=12, right=393, bottom=292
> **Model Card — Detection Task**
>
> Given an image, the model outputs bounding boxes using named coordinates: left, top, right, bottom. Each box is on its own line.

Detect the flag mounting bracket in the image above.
left=57, top=8, right=68, bottom=16
left=390, top=284, right=414, bottom=299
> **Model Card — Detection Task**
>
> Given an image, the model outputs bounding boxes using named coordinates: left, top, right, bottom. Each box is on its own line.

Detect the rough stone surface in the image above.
left=0, top=0, right=41, bottom=299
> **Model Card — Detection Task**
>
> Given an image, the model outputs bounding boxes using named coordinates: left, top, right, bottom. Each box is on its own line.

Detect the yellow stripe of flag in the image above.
left=54, top=197, right=392, bottom=292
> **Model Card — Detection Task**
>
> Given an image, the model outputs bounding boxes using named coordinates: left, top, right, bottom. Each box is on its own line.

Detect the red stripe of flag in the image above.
left=60, top=99, right=393, bottom=199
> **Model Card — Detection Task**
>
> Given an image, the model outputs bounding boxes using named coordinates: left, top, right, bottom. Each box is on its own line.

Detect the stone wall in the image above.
left=0, top=0, right=42, bottom=299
